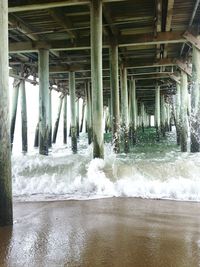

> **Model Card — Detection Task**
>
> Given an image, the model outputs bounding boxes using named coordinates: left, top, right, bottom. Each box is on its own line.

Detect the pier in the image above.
left=1, top=0, right=200, bottom=266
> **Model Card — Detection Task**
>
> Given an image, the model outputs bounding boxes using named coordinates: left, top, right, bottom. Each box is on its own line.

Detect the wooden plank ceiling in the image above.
left=8, top=0, right=200, bottom=113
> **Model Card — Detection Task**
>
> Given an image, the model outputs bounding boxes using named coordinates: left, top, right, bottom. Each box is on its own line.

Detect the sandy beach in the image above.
left=1, top=198, right=200, bottom=267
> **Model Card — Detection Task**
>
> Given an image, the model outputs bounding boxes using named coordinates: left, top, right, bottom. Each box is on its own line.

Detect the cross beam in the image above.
left=8, top=0, right=127, bottom=13
left=9, top=31, right=186, bottom=53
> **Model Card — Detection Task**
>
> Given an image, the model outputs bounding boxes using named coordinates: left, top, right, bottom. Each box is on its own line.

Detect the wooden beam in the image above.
left=127, top=58, right=176, bottom=69
left=155, top=0, right=162, bottom=60
left=169, top=73, right=180, bottom=84
left=48, top=8, right=77, bottom=39
left=183, top=31, right=200, bottom=50
left=9, top=58, right=180, bottom=77
left=9, top=14, right=39, bottom=41
left=163, top=0, right=175, bottom=60
left=131, top=71, right=173, bottom=77
left=156, top=0, right=162, bottom=33
left=176, top=59, right=192, bottom=76
left=9, top=31, right=186, bottom=53
left=9, top=14, right=60, bottom=58
left=131, top=73, right=174, bottom=80
left=47, top=57, right=177, bottom=73
left=103, top=6, right=119, bottom=38
left=165, top=0, right=175, bottom=32
left=8, top=0, right=127, bottom=13
left=119, top=31, right=185, bottom=47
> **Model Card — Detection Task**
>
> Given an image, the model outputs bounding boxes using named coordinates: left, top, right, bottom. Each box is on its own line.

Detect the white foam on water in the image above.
left=12, top=135, right=200, bottom=202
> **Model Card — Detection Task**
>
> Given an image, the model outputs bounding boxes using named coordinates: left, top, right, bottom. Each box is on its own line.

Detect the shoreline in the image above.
left=13, top=195, right=200, bottom=204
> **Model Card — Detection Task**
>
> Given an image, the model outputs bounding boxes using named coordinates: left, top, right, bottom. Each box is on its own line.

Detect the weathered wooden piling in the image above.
left=110, top=43, right=120, bottom=152
left=80, top=99, right=85, bottom=133
left=10, top=79, right=20, bottom=149
left=20, top=79, right=28, bottom=153
left=180, top=70, right=188, bottom=152
left=164, top=103, right=170, bottom=132
left=105, top=106, right=108, bottom=133
left=34, top=122, right=39, bottom=147
left=155, top=85, right=161, bottom=141
left=120, top=66, right=129, bottom=152
left=105, top=104, right=111, bottom=133
left=63, top=95, right=67, bottom=144
left=191, top=46, right=200, bottom=152
left=160, top=94, right=166, bottom=137
left=39, top=48, right=49, bottom=155
left=48, top=89, right=52, bottom=147
left=175, top=83, right=181, bottom=145
left=0, top=0, right=13, bottom=226
left=69, top=71, right=77, bottom=153
left=76, top=98, right=80, bottom=137
left=52, top=96, right=63, bottom=143
left=108, top=98, right=112, bottom=132
left=91, top=0, right=104, bottom=158
left=130, top=78, right=137, bottom=144
left=168, top=104, right=172, bottom=131
left=141, top=102, right=145, bottom=132
left=86, top=81, right=92, bottom=144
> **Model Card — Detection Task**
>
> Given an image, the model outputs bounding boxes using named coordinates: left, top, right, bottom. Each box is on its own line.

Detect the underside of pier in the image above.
left=1, top=0, right=200, bottom=228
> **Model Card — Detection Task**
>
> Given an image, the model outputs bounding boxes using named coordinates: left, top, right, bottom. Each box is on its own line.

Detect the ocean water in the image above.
left=12, top=129, right=200, bottom=202
left=9, top=78, right=200, bottom=202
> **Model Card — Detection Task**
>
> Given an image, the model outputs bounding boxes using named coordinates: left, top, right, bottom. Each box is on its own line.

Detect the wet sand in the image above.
left=0, top=198, right=200, bottom=267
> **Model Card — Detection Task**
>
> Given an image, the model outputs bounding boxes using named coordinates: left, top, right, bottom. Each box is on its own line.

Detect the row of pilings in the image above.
left=9, top=62, right=200, bottom=155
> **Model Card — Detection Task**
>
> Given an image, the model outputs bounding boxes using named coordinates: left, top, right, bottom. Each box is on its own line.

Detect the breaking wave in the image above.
left=12, top=133, right=200, bottom=202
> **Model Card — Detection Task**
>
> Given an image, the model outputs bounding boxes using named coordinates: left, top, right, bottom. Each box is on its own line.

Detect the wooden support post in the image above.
left=155, top=85, right=161, bottom=141
left=63, top=95, right=67, bottom=144
left=48, top=90, right=52, bottom=147
left=145, top=113, right=148, bottom=127
left=104, top=106, right=109, bottom=133
left=128, top=83, right=133, bottom=142
left=136, top=99, right=138, bottom=129
left=80, top=99, right=85, bottom=133
left=105, top=102, right=111, bottom=133
left=141, top=102, right=145, bottom=133
left=10, top=79, right=20, bottom=150
left=110, top=43, right=120, bottom=152
left=175, top=83, right=181, bottom=145
left=180, top=71, right=188, bottom=152
left=69, top=124, right=71, bottom=137
left=148, top=115, right=151, bottom=127
left=161, top=94, right=166, bottom=137
left=121, top=66, right=129, bottom=153
left=52, top=96, right=63, bottom=143
left=34, top=122, right=39, bottom=147
left=20, top=79, right=28, bottom=153
left=191, top=46, right=200, bottom=152
left=164, top=103, right=169, bottom=131
left=39, top=48, right=49, bottom=155
left=108, top=98, right=112, bottom=132
left=0, top=0, right=13, bottom=226
left=91, top=0, right=104, bottom=158
left=69, top=71, right=77, bottom=153
left=76, top=98, right=80, bottom=137
left=86, top=81, right=92, bottom=144
left=168, top=104, right=173, bottom=132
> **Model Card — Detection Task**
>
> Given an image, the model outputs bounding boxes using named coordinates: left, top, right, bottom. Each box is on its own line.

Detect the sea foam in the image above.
left=12, top=139, right=200, bottom=202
